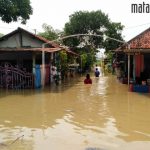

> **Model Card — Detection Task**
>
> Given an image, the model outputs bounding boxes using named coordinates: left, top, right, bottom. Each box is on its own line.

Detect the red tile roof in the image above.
left=115, top=27, right=150, bottom=53
left=128, top=27, right=150, bottom=49
left=60, top=46, right=80, bottom=56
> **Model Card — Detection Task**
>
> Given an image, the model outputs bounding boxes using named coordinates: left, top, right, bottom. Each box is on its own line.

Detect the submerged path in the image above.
left=0, top=75, right=150, bottom=150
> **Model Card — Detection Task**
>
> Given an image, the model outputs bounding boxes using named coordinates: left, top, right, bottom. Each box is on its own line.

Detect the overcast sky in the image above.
left=0, top=0, right=150, bottom=41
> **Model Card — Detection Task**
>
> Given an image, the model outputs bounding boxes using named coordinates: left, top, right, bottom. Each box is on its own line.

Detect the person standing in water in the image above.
left=95, top=68, right=100, bottom=77
left=84, top=74, right=92, bottom=84
left=95, top=64, right=103, bottom=76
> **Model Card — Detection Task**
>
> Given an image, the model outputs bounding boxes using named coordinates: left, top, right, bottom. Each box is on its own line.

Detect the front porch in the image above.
left=0, top=49, right=57, bottom=89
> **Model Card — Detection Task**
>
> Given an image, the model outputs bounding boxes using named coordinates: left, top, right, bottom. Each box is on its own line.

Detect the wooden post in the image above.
left=42, top=44, right=45, bottom=89
left=50, top=53, right=53, bottom=83
left=32, top=53, right=36, bottom=89
left=32, top=53, right=36, bottom=75
left=133, top=54, right=136, bottom=81
left=80, top=56, right=82, bottom=76
left=128, top=53, right=130, bottom=90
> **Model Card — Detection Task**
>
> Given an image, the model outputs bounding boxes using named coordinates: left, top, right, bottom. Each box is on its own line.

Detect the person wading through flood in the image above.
left=84, top=74, right=92, bottom=84
left=95, top=68, right=100, bottom=77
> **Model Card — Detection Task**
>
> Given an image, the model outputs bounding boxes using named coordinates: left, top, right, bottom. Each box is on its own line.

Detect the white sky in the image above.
left=0, top=0, right=150, bottom=41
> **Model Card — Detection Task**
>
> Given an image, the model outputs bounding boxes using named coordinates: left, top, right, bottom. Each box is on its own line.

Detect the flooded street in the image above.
left=0, top=75, right=150, bottom=150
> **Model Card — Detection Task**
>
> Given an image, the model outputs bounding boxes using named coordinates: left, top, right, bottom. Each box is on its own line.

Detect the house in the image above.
left=0, top=27, right=79, bottom=89
left=115, top=27, right=150, bottom=92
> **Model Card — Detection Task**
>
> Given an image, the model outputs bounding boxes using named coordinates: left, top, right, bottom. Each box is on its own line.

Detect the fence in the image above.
left=0, top=63, right=34, bottom=89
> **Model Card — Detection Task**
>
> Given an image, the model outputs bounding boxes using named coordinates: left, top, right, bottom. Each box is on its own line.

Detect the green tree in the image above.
left=38, top=23, right=60, bottom=41
left=63, top=10, right=124, bottom=71
left=0, top=0, right=32, bottom=24
left=104, top=22, right=124, bottom=51
left=64, top=10, right=124, bottom=50
left=59, top=51, right=68, bottom=79
left=64, top=10, right=123, bottom=50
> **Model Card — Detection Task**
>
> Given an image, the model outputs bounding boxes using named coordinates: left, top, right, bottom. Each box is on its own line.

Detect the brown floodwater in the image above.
left=0, top=75, right=150, bottom=150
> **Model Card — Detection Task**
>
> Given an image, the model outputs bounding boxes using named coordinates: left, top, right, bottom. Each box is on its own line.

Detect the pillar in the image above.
left=128, top=53, right=130, bottom=90
left=32, top=53, right=36, bottom=75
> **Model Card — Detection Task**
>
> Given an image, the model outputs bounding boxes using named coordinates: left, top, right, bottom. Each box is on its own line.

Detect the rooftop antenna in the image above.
left=33, top=29, right=37, bottom=35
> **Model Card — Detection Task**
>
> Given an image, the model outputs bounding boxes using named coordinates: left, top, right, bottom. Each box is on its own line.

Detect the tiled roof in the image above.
left=127, top=27, right=150, bottom=49
left=60, top=46, right=80, bottom=56
left=115, top=27, right=150, bottom=53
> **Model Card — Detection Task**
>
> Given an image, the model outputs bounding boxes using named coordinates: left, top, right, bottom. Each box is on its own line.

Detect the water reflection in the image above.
left=0, top=75, right=150, bottom=150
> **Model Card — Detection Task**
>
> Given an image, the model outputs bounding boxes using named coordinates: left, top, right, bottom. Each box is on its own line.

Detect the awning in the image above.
left=123, top=49, right=150, bottom=53
left=0, top=47, right=62, bottom=53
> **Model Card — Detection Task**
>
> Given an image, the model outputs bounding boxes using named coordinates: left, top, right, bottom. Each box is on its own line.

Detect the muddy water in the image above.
left=0, top=75, right=150, bottom=150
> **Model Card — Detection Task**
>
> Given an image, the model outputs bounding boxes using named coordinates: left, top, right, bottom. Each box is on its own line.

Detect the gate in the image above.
left=0, top=63, right=34, bottom=89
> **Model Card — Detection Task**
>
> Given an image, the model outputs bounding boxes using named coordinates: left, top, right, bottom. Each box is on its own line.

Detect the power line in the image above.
left=0, top=22, right=150, bottom=35
left=0, top=21, right=150, bottom=31
left=124, top=22, right=150, bottom=30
